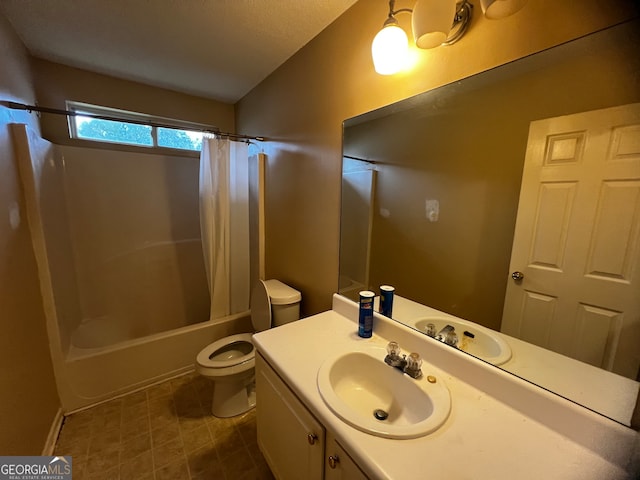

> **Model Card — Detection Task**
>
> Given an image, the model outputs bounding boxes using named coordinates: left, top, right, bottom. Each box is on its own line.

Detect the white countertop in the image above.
left=253, top=295, right=640, bottom=480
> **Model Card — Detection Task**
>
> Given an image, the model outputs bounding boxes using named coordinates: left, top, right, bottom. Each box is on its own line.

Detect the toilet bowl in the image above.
left=196, top=279, right=301, bottom=417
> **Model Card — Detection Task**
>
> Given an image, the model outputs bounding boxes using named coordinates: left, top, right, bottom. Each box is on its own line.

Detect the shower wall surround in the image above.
left=61, top=145, right=209, bottom=348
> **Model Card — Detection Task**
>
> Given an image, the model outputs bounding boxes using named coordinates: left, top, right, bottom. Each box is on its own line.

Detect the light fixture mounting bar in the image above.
left=443, top=0, right=473, bottom=46
left=384, top=0, right=413, bottom=26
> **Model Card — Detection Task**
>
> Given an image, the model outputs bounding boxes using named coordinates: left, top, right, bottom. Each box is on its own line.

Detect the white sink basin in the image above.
left=317, top=348, right=451, bottom=439
left=414, top=316, right=512, bottom=366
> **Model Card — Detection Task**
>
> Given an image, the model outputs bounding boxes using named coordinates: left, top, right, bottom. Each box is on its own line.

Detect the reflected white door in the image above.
left=501, top=103, right=640, bottom=379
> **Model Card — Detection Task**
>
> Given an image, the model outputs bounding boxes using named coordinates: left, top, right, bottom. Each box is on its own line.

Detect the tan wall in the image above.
left=31, top=58, right=235, bottom=149
left=236, top=0, right=639, bottom=317
left=0, top=13, right=60, bottom=454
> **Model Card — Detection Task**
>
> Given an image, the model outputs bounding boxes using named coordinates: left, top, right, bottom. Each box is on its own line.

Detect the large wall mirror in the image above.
left=339, top=20, right=640, bottom=428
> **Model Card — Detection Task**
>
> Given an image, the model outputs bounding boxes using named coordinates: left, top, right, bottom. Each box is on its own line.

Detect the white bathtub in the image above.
left=60, top=312, right=252, bottom=412
left=13, top=124, right=259, bottom=413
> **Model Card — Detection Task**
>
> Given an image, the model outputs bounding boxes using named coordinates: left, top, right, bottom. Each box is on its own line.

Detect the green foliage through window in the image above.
left=158, top=127, right=202, bottom=151
left=77, top=116, right=153, bottom=146
left=68, top=102, right=205, bottom=152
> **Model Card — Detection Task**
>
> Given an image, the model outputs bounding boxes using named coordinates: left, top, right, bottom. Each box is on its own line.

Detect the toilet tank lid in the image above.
left=264, top=279, right=301, bottom=305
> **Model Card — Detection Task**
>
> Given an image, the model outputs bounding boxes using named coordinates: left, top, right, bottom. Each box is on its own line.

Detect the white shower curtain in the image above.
left=199, top=137, right=251, bottom=319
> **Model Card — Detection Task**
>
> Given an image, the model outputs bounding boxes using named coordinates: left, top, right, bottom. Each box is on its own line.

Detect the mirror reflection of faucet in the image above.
left=426, top=323, right=459, bottom=348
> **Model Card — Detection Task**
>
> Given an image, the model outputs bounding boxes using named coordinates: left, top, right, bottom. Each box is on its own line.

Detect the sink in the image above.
left=414, top=317, right=512, bottom=366
left=317, top=348, right=451, bottom=439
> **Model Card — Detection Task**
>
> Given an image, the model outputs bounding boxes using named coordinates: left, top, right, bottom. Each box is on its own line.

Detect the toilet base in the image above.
left=211, top=377, right=256, bottom=418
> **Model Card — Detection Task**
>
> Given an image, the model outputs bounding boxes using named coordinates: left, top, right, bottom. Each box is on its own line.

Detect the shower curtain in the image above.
left=199, top=137, right=251, bottom=319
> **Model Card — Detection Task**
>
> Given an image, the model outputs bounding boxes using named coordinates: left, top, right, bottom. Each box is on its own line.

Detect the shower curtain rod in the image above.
left=343, top=154, right=377, bottom=164
left=2, top=101, right=266, bottom=142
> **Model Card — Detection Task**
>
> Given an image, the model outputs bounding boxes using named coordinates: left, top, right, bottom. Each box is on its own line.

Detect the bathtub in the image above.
left=13, top=123, right=258, bottom=413
left=60, top=311, right=252, bottom=412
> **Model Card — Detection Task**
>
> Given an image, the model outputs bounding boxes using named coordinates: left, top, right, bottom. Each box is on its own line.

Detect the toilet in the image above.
left=196, top=279, right=301, bottom=417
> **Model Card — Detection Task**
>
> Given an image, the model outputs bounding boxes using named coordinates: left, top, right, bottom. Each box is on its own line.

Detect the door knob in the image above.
left=511, top=271, right=524, bottom=281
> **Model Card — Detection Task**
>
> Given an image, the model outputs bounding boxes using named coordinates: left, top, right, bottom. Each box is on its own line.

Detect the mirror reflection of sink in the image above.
left=317, top=349, right=451, bottom=439
left=415, top=317, right=512, bottom=366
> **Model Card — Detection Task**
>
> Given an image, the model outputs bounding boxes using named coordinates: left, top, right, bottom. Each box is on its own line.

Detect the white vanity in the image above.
left=253, top=294, right=639, bottom=479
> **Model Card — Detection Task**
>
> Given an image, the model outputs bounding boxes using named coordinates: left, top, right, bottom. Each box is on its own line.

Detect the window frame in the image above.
left=66, top=101, right=208, bottom=152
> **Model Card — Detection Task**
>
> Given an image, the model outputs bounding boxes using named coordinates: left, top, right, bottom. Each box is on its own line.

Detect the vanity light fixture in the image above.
left=371, top=0, right=527, bottom=75
left=371, top=2, right=413, bottom=75
left=480, top=0, right=528, bottom=19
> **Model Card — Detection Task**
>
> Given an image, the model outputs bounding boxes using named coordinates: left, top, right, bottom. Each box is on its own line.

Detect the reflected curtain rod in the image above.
left=1, top=101, right=265, bottom=142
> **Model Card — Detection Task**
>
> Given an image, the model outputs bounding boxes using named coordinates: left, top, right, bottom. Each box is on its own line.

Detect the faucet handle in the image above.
left=425, top=323, right=436, bottom=337
left=406, top=352, right=422, bottom=370
left=384, top=341, right=406, bottom=369
left=444, top=331, right=458, bottom=347
left=404, top=352, right=423, bottom=379
left=386, top=341, right=401, bottom=357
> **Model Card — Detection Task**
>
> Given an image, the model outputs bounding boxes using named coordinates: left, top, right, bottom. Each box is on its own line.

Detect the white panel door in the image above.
left=501, top=103, right=640, bottom=379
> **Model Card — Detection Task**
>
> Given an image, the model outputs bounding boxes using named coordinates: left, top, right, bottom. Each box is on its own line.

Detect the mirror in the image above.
left=340, top=20, right=640, bottom=427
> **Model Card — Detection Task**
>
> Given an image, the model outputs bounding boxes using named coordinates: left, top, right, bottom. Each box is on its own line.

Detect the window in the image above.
left=67, top=101, right=204, bottom=151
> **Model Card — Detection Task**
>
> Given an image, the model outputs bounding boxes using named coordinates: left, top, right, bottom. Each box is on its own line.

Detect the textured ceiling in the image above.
left=0, top=0, right=359, bottom=103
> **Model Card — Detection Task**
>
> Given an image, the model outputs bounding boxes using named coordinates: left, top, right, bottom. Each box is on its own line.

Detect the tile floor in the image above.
left=53, top=371, right=274, bottom=480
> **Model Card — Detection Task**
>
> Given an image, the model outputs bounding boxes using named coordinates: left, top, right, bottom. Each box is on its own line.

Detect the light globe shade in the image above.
left=371, top=24, right=410, bottom=75
left=480, top=0, right=528, bottom=19
left=412, top=0, right=457, bottom=49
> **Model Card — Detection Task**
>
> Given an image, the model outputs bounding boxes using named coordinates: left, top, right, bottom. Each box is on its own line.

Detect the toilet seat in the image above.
left=196, top=333, right=255, bottom=375
left=250, top=279, right=272, bottom=332
left=195, top=279, right=301, bottom=417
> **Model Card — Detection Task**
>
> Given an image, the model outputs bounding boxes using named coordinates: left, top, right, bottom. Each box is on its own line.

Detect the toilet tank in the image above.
left=264, top=279, right=301, bottom=327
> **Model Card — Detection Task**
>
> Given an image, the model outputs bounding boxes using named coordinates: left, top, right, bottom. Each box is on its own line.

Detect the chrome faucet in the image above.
left=434, top=324, right=459, bottom=347
left=384, top=341, right=406, bottom=370
left=384, top=342, right=422, bottom=379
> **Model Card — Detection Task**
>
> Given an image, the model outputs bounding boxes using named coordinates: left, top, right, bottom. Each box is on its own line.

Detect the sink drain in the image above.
left=373, top=409, right=389, bottom=421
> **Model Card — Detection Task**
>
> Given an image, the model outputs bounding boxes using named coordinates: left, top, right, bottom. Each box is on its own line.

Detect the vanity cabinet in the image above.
left=256, top=352, right=325, bottom=480
left=256, top=353, right=369, bottom=480
left=325, top=433, right=369, bottom=480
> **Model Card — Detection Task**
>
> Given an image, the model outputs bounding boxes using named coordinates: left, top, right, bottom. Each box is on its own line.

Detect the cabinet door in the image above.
left=325, top=433, right=370, bottom=480
left=256, top=353, right=325, bottom=480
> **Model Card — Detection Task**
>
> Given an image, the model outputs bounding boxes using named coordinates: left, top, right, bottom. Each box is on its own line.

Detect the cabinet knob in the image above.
left=328, top=455, right=340, bottom=469
left=307, top=433, right=318, bottom=445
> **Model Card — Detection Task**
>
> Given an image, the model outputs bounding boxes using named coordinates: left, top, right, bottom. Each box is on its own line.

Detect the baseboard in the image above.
left=42, top=408, right=64, bottom=455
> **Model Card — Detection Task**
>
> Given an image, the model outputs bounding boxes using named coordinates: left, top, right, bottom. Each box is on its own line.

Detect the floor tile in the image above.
left=186, top=445, right=223, bottom=479
left=151, top=420, right=181, bottom=447
left=181, top=423, right=212, bottom=454
left=220, top=446, right=256, bottom=479
left=119, top=432, right=151, bottom=463
left=155, top=458, right=190, bottom=480
left=213, top=427, right=245, bottom=459
left=119, top=450, right=153, bottom=480
left=54, top=371, right=270, bottom=480
left=121, top=415, right=150, bottom=442
left=153, top=437, right=185, bottom=469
